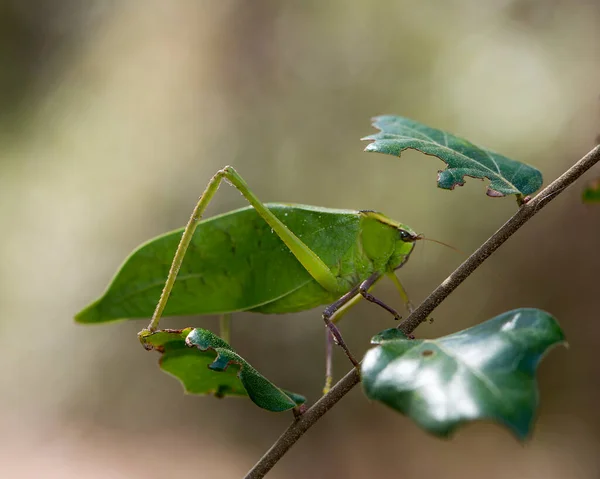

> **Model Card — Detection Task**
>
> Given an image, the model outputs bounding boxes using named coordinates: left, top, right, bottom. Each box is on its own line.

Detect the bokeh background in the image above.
left=1, top=1, right=599, bottom=477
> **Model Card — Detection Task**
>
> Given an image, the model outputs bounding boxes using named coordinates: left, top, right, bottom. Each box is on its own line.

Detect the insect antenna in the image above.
left=418, top=234, right=509, bottom=294
left=416, top=235, right=466, bottom=257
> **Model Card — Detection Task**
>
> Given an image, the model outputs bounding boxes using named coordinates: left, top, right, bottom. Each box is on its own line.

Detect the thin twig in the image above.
left=245, top=145, right=600, bottom=479
left=398, top=145, right=600, bottom=334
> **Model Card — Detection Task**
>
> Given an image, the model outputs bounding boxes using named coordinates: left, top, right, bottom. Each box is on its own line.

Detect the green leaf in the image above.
left=582, top=177, right=600, bottom=203
left=361, top=308, right=565, bottom=439
left=371, top=328, right=409, bottom=343
left=362, top=116, right=543, bottom=200
left=140, top=328, right=305, bottom=412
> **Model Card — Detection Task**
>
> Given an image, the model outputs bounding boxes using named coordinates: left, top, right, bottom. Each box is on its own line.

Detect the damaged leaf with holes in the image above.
left=361, top=308, right=566, bottom=439
left=140, top=328, right=305, bottom=412
left=362, top=116, right=543, bottom=201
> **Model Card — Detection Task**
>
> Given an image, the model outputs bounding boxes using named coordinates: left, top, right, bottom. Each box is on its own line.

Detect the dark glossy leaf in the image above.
left=582, top=177, right=600, bottom=203
left=140, top=328, right=305, bottom=411
left=362, top=116, right=543, bottom=200
left=371, top=328, right=409, bottom=343
left=361, top=308, right=565, bottom=439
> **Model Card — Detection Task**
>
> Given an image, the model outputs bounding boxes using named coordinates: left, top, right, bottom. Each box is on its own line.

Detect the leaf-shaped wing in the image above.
left=74, top=204, right=359, bottom=324
left=362, top=116, right=543, bottom=199
left=140, top=328, right=305, bottom=412
left=361, top=308, right=565, bottom=439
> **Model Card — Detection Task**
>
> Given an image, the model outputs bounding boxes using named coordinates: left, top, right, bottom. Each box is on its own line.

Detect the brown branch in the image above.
left=245, top=145, right=600, bottom=479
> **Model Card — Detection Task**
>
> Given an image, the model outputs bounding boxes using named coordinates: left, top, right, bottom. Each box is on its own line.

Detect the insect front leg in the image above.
left=359, top=272, right=403, bottom=320
left=387, top=271, right=415, bottom=313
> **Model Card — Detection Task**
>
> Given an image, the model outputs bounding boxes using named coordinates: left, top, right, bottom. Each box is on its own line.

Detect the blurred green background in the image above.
left=1, top=1, right=600, bottom=477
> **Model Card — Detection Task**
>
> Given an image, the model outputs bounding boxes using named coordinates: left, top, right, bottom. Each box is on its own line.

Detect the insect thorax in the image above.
left=359, top=211, right=416, bottom=272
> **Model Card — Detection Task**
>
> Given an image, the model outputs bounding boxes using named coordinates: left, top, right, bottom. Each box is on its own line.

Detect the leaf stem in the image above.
left=244, top=144, right=600, bottom=479
left=219, top=313, right=232, bottom=344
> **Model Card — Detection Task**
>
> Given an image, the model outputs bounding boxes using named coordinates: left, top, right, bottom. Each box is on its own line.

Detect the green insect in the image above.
left=76, top=166, right=422, bottom=392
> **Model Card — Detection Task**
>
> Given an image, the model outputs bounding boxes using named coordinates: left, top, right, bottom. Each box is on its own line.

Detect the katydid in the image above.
left=80, top=166, right=422, bottom=392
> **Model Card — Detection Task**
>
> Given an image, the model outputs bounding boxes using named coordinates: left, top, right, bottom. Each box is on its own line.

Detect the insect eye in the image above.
left=399, top=230, right=411, bottom=241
